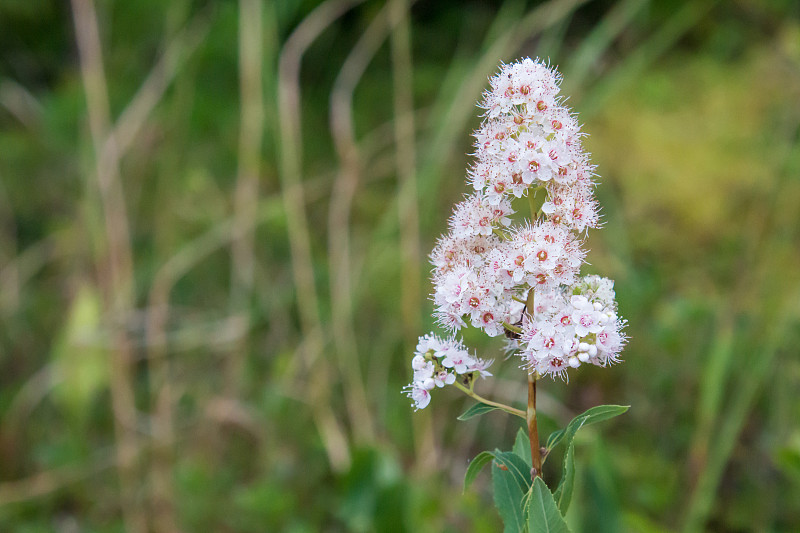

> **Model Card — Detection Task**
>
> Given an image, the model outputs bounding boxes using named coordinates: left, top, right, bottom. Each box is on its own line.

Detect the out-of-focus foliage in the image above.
left=1, top=0, right=799, bottom=531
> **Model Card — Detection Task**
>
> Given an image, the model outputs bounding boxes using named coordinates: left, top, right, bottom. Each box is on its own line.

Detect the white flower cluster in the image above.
left=406, top=58, right=626, bottom=409
left=404, top=334, right=493, bottom=410
left=517, top=275, right=626, bottom=379
left=430, top=220, right=585, bottom=335
left=472, top=58, right=599, bottom=231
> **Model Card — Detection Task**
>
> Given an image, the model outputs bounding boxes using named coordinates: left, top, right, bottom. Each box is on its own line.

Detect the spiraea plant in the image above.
left=405, top=58, right=629, bottom=531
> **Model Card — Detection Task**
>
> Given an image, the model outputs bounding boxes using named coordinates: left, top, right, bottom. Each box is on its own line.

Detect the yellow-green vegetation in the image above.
left=0, top=0, right=799, bottom=531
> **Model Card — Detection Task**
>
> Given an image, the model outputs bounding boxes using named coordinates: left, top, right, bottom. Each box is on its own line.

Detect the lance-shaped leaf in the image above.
left=493, top=461, right=527, bottom=533
left=553, top=441, right=575, bottom=514
left=512, top=427, right=532, bottom=467
left=464, top=440, right=535, bottom=494
left=492, top=450, right=532, bottom=493
left=464, top=450, right=495, bottom=492
left=546, top=405, right=629, bottom=452
left=458, top=401, right=501, bottom=420
left=527, top=477, right=572, bottom=533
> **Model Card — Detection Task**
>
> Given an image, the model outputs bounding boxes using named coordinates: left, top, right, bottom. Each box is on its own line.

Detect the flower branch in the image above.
left=452, top=381, right=526, bottom=419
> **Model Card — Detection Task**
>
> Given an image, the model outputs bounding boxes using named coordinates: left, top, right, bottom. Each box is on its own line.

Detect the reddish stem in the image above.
left=528, top=372, right=542, bottom=479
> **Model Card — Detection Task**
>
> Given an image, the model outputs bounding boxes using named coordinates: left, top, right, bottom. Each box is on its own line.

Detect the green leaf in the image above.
left=546, top=405, right=629, bottom=451
left=527, top=477, right=572, bottom=533
left=553, top=441, right=575, bottom=514
left=493, top=461, right=526, bottom=533
left=546, top=428, right=566, bottom=452
left=492, top=450, right=532, bottom=493
left=464, top=451, right=495, bottom=492
left=512, top=428, right=532, bottom=467
left=458, top=402, right=501, bottom=420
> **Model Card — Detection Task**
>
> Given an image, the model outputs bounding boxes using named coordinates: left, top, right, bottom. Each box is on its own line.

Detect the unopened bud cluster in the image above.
left=406, top=58, right=626, bottom=410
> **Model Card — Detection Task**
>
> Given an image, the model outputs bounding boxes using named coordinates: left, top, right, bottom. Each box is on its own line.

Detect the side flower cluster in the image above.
left=405, top=58, right=627, bottom=410
left=517, top=275, right=626, bottom=378
left=404, top=334, right=493, bottom=410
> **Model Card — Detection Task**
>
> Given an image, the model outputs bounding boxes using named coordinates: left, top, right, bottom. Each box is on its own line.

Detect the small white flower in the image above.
left=413, top=360, right=435, bottom=382
left=467, top=357, right=494, bottom=378
left=409, top=386, right=431, bottom=410
left=434, top=370, right=455, bottom=388
left=442, top=351, right=469, bottom=374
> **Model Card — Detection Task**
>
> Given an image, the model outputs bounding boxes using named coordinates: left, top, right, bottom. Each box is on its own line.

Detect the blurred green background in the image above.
left=1, top=0, right=800, bottom=531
